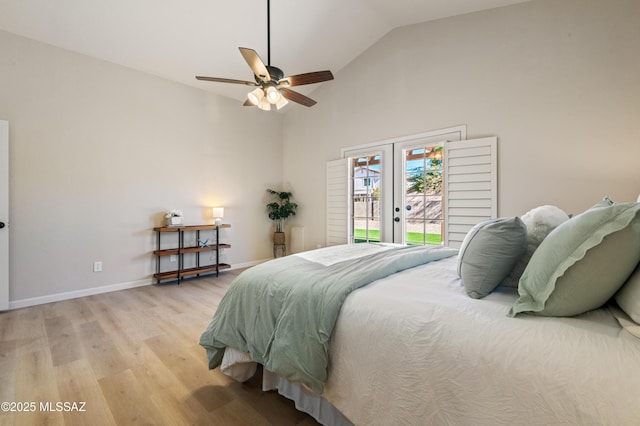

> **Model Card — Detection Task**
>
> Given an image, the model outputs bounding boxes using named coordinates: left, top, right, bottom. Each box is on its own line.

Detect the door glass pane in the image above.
left=404, top=146, right=443, bottom=245
left=351, top=155, right=381, bottom=243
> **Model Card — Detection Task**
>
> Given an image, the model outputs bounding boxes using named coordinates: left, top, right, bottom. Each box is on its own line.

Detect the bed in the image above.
left=200, top=199, right=640, bottom=425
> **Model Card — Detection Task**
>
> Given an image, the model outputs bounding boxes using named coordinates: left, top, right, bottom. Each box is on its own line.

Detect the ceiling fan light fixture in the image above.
left=265, top=85, right=280, bottom=104
left=247, top=87, right=264, bottom=105
left=275, top=96, right=288, bottom=110
left=195, top=0, right=333, bottom=110
left=258, top=96, right=271, bottom=111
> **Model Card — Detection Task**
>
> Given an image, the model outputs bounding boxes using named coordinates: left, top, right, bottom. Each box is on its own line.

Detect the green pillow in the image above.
left=509, top=202, right=640, bottom=317
left=457, top=217, right=527, bottom=299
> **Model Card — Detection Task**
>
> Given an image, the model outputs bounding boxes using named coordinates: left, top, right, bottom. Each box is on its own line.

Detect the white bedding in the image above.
left=221, top=255, right=640, bottom=425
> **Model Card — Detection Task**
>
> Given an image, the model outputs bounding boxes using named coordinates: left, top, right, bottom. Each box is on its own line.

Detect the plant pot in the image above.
left=273, top=232, right=285, bottom=245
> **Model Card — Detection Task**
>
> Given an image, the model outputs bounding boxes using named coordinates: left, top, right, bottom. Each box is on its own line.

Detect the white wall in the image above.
left=3, top=0, right=640, bottom=306
left=282, top=0, right=640, bottom=250
left=0, top=29, right=283, bottom=304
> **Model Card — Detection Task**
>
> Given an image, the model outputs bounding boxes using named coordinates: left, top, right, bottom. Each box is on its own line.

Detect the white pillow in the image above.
left=502, top=205, right=570, bottom=288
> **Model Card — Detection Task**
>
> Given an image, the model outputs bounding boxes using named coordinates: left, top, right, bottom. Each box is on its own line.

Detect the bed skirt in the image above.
left=220, top=347, right=352, bottom=425
left=262, top=369, right=353, bottom=426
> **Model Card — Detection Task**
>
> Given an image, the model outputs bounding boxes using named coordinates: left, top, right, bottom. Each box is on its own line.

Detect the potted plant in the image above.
left=266, top=189, right=298, bottom=245
left=165, top=209, right=184, bottom=226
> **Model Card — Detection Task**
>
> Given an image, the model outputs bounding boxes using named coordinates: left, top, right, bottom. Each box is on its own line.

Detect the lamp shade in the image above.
left=258, top=96, right=271, bottom=111
left=265, top=86, right=280, bottom=104
left=213, top=207, right=224, bottom=226
left=213, top=207, right=224, bottom=218
left=276, top=96, right=289, bottom=110
left=247, top=88, right=263, bottom=106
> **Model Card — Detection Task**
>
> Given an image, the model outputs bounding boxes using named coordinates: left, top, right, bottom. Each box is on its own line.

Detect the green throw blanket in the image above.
left=199, top=244, right=457, bottom=393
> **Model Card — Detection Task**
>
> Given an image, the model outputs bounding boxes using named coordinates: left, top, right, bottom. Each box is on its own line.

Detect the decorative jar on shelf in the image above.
left=165, top=209, right=184, bottom=227
left=168, top=216, right=183, bottom=226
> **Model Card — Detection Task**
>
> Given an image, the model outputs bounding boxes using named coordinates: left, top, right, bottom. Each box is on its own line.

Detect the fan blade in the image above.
left=280, top=88, right=317, bottom=107
left=243, top=99, right=254, bottom=106
left=239, top=47, right=270, bottom=82
left=196, top=76, right=257, bottom=86
left=280, top=70, right=334, bottom=87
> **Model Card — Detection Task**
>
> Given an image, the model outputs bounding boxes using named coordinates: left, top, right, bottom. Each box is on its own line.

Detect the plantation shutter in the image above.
left=443, top=137, right=498, bottom=248
left=326, top=158, right=350, bottom=246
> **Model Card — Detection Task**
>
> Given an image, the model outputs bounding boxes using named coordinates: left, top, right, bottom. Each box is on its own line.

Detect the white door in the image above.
left=337, top=126, right=467, bottom=245
left=0, top=121, right=8, bottom=311
left=343, top=145, right=393, bottom=244
left=331, top=134, right=497, bottom=247
left=393, top=137, right=448, bottom=245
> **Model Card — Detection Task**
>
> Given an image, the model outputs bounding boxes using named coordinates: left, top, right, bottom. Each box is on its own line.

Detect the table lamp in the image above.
left=212, top=207, right=224, bottom=226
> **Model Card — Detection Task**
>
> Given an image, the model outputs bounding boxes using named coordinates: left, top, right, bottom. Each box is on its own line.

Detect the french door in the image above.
left=343, top=145, right=393, bottom=244
left=393, top=139, right=445, bottom=245
left=341, top=127, right=466, bottom=245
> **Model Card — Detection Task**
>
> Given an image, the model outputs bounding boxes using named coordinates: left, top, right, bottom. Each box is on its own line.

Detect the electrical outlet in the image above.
left=93, top=261, right=103, bottom=272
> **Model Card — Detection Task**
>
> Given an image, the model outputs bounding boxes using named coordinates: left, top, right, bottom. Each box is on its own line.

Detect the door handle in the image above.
left=0, top=222, right=5, bottom=229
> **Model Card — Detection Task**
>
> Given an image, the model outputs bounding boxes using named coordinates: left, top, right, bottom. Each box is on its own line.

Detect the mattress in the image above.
left=221, top=255, right=640, bottom=425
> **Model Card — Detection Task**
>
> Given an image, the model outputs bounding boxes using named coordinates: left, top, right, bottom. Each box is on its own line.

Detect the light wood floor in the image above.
left=0, top=271, right=320, bottom=426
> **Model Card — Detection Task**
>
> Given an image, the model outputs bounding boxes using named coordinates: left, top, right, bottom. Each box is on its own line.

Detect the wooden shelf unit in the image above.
left=153, top=224, right=230, bottom=284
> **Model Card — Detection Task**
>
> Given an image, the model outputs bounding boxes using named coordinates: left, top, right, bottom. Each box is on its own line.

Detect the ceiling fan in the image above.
left=195, top=0, right=334, bottom=111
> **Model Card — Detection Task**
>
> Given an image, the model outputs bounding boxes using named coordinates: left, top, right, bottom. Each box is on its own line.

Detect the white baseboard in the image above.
left=8, top=260, right=268, bottom=310
left=9, top=279, right=151, bottom=310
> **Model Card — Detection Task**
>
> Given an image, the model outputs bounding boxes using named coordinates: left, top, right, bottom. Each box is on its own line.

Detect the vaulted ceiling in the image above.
left=0, top=0, right=530, bottom=103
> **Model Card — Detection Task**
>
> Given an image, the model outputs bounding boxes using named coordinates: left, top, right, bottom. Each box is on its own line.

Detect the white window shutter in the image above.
left=326, top=159, right=350, bottom=246
left=444, top=137, right=497, bottom=248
